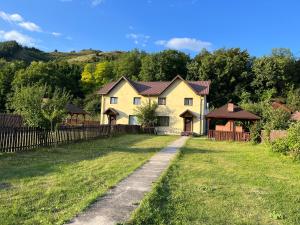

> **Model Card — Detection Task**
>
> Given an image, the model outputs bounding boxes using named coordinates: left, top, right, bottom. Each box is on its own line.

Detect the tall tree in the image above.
left=251, top=48, right=295, bottom=98
left=189, top=48, right=252, bottom=106
left=113, top=49, right=145, bottom=80
left=139, top=49, right=190, bottom=81
left=0, top=59, right=26, bottom=112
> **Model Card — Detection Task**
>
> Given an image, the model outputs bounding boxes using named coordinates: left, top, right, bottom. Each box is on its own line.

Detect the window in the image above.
left=157, top=116, right=169, bottom=127
left=184, top=98, right=193, bottom=106
left=129, top=115, right=138, bottom=125
left=110, top=97, right=118, bottom=104
left=158, top=97, right=166, bottom=105
left=133, top=97, right=141, bottom=105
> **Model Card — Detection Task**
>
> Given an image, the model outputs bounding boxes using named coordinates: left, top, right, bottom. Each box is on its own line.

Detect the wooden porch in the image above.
left=208, top=130, right=250, bottom=142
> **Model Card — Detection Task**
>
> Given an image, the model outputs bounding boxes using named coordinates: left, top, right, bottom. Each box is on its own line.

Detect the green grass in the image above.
left=0, top=134, right=177, bottom=225
left=129, top=138, right=300, bottom=225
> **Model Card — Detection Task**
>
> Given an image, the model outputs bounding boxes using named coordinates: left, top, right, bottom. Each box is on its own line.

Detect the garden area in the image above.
left=0, top=134, right=177, bottom=225
left=129, top=138, right=300, bottom=225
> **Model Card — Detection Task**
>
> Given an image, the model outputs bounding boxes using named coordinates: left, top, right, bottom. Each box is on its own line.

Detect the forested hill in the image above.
left=0, top=40, right=300, bottom=116
left=0, top=41, right=125, bottom=63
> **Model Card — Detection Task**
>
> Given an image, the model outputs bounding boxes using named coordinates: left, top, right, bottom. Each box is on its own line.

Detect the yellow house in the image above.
left=97, top=75, right=210, bottom=135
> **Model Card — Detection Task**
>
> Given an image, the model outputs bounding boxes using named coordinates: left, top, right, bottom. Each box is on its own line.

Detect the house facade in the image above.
left=97, top=75, right=210, bottom=135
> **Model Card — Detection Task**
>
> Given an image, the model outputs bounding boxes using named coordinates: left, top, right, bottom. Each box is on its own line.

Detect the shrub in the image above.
left=271, top=122, right=300, bottom=157
left=250, top=121, right=263, bottom=143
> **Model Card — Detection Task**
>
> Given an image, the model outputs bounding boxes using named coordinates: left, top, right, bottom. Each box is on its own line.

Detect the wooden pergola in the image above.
left=206, top=103, right=260, bottom=141
left=65, top=103, right=89, bottom=125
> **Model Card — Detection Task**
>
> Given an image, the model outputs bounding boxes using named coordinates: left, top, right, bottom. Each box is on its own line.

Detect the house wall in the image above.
left=215, top=121, right=243, bottom=132
left=100, top=79, right=207, bottom=135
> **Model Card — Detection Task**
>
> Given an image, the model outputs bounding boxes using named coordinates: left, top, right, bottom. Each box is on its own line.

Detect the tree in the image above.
left=190, top=48, right=252, bottom=106
left=252, top=48, right=295, bottom=98
left=8, top=85, right=71, bottom=129
left=139, top=50, right=190, bottom=81
left=113, top=49, right=145, bottom=80
left=0, top=59, right=26, bottom=112
left=41, top=88, right=71, bottom=131
left=8, top=85, right=47, bottom=127
left=286, top=86, right=300, bottom=111
left=81, top=63, right=97, bottom=93
left=13, top=61, right=83, bottom=97
left=135, top=101, right=158, bottom=127
left=94, top=61, right=114, bottom=86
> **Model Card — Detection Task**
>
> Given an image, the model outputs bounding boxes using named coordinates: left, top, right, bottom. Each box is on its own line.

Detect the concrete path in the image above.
left=67, top=136, right=189, bottom=225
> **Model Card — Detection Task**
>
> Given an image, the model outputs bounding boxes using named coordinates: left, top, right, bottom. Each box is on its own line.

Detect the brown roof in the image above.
left=179, top=109, right=197, bottom=118
left=271, top=102, right=292, bottom=114
left=291, top=111, right=300, bottom=121
left=97, top=75, right=210, bottom=96
left=206, top=103, right=260, bottom=120
left=65, top=103, right=88, bottom=115
left=103, top=107, right=119, bottom=116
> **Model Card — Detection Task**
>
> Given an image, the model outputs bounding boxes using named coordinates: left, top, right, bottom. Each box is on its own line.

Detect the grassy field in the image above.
left=129, top=138, right=300, bottom=225
left=0, top=134, right=177, bottom=225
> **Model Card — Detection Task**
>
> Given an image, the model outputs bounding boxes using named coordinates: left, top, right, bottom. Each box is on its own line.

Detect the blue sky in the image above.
left=0, top=0, right=300, bottom=56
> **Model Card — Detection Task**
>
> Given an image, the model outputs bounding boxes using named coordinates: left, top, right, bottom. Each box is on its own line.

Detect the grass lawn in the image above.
left=129, top=138, right=300, bottom=225
left=0, top=134, right=177, bottom=225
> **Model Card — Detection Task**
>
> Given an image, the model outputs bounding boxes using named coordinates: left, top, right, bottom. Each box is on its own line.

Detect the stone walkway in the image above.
left=67, top=136, right=189, bottom=225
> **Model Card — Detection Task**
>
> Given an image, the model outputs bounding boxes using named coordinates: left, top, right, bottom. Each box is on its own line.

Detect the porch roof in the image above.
left=103, top=108, right=119, bottom=116
left=179, top=109, right=197, bottom=118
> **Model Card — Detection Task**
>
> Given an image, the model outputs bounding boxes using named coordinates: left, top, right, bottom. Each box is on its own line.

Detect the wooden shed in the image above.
left=206, top=103, right=260, bottom=141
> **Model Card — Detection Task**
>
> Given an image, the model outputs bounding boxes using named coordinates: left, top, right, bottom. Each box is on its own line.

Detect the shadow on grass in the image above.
left=0, top=134, right=162, bottom=181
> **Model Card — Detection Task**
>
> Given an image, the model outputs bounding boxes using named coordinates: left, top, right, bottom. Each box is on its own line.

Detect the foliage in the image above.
left=41, top=88, right=71, bottom=131
left=249, top=121, right=263, bottom=143
left=8, top=84, right=70, bottom=129
left=286, top=86, right=300, bottom=111
left=114, top=49, right=145, bottom=80
left=0, top=59, right=26, bottom=112
left=84, top=93, right=101, bottom=116
left=271, top=122, right=300, bottom=157
left=13, top=61, right=83, bottom=97
left=8, top=85, right=47, bottom=127
left=251, top=49, right=295, bottom=98
left=135, top=101, right=158, bottom=127
left=139, top=49, right=190, bottom=81
left=188, top=48, right=252, bottom=106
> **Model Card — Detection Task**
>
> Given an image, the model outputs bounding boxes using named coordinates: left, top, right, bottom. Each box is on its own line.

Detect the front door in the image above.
left=184, top=117, right=192, bottom=132
left=109, top=115, right=116, bottom=125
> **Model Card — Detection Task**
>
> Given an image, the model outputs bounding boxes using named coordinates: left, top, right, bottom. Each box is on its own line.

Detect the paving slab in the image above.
left=67, top=136, right=189, bottom=225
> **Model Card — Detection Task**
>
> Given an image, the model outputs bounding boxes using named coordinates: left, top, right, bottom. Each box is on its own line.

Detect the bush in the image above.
left=250, top=122, right=263, bottom=143
left=271, top=122, right=300, bottom=157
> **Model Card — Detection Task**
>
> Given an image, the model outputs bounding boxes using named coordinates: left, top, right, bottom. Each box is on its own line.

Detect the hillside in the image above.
left=0, top=41, right=125, bottom=63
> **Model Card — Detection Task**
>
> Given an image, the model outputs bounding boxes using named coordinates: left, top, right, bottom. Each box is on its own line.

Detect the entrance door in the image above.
left=109, top=115, right=116, bottom=125
left=184, top=117, right=192, bottom=132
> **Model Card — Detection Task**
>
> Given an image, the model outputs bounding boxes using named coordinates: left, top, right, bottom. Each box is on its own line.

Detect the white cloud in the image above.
left=19, top=22, right=41, bottom=32
left=0, top=11, right=23, bottom=23
left=91, top=0, right=105, bottom=6
left=51, top=32, right=62, bottom=37
left=155, top=37, right=212, bottom=52
left=0, top=30, right=35, bottom=46
left=126, top=33, right=150, bottom=47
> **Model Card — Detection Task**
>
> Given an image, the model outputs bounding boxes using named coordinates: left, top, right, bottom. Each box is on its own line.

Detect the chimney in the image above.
left=228, top=103, right=234, bottom=112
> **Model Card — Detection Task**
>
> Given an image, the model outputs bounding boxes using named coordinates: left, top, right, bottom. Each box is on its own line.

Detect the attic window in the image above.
left=110, top=97, right=118, bottom=104
left=184, top=98, right=193, bottom=106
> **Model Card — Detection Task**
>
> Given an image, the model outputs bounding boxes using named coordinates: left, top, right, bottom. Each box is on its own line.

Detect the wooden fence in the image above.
left=208, top=130, right=251, bottom=142
left=0, top=125, right=155, bottom=153
left=0, top=113, right=23, bottom=128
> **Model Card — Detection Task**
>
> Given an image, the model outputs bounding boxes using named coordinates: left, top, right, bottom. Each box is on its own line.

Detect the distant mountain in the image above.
left=0, top=41, right=125, bottom=63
